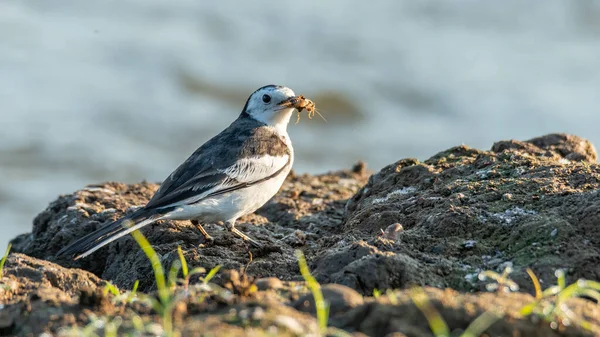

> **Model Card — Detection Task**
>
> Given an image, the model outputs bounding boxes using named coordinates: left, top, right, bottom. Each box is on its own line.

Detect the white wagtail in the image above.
left=57, top=85, right=314, bottom=260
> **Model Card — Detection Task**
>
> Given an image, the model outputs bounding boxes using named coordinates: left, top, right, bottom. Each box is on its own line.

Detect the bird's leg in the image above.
left=225, top=220, right=262, bottom=247
left=191, top=219, right=213, bottom=242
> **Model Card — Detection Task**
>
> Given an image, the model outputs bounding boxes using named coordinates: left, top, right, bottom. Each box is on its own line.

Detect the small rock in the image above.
left=274, top=315, right=305, bottom=335
left=431, top=245, right=445, bottom=255
left=381, top=223, right=404, bottom=240
left=352, top=161, right=368, bottom=174
left=528, top=133, right=597, bottom=162
left=78, top=287, right=114, bottom=313
left=486, top=258, right=503, bottom=268
left=294, top=284, right=364, bottom=317
left=255, top=277, right=284, bottom=291
left=238, top=309, right=250, bottom=320
left=251, top=307, right=265, bottom=321
left=463, top=240, right=476, bottom=249
left=283, top=230, right=307, bottom=247
left=452, top=193, right=466, bottom=200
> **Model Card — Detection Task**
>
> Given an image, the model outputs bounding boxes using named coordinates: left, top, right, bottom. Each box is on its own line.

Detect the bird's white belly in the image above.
left=166, top=167, right=291, bottom=223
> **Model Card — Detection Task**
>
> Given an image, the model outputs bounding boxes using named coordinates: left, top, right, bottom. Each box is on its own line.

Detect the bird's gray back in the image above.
left=145, top=117, right=290, bottom=209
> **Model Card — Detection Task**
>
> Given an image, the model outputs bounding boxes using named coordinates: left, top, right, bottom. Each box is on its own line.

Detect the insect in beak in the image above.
left=278, top=95, right=326, bottom=124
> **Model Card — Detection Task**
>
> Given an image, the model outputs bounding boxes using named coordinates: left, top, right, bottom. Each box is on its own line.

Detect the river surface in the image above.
left=2, top=0, right=600, bottom=250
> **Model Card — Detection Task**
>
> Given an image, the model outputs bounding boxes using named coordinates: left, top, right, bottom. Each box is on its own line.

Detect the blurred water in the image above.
left=2, top=0, right=600, bottom=250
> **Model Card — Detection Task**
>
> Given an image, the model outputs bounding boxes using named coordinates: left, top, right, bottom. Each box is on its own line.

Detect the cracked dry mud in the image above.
left=2, top=133, right=600, bottom=336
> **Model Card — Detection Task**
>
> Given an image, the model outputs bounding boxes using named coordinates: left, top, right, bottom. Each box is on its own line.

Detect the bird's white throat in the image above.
left=250, top=107, right=295, bottom=135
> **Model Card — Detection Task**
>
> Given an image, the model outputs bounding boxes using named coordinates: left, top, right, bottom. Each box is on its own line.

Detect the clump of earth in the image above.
left=2, top=133, right=600, bottom=336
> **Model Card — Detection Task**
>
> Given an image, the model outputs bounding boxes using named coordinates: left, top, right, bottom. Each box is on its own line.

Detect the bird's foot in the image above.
left=231, top=227, right=262, bottom=248
left=200, top=234, right=214, bottom=245
left=191, top=220, right=214, bottom=246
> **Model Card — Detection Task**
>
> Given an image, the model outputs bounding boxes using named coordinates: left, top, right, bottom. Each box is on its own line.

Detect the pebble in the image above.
left=294, top=283, right=364, bottom=317
left=274, top=316, right=305, bottom=335
left=463, top=240, right=477, bottom=249
left=381, top=223, right=404, bottom=240
left=255, top=277, right=284, bottom=291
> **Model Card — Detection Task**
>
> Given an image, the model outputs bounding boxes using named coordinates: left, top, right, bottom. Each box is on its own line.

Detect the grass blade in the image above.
left=168, top=260, right=182, bottom=289
left=103, top=282, right=119, bottom=296
left=296, top=250, right=329, bottom=333
left=188, top=267, right=207, bottom=277
left=461, top=310, right=502, bottom=337
left=177, top=246, right=188, bottom=278
left=556, top=269, right=566, bottom=290
left=579, top=279, right=600, bottom=291
left=129, top=229, right=170, bottom=307
left=203, top=265, right=221, bottom=284
left=127, top=280, right=140, bottom=303
left=0, top=243, right=12, bottom=279
left=526, top=268, right=542, bottom=299
left=519, top=302, right=538, bottom=316
left=409, top=287, right=449, bottom=337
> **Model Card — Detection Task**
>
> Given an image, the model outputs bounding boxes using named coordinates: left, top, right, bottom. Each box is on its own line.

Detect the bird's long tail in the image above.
left=56, top=208, right=164, bottom=260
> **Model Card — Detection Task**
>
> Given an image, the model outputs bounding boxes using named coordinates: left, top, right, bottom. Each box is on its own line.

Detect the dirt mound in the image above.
left=0, top=253, right=109, bottom=336
left=341, top=133, right=600, bottom=293
left=5, top=133, right=600, bottom=336
left=10, top=165, right=370, bottom=293
left=10, top=134, right=600, bottom=295
left=2, top=255, right=598, bottom=336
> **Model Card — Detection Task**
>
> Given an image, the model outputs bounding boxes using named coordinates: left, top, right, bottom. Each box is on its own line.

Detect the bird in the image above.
left=57, top=85, right=308, bottom=260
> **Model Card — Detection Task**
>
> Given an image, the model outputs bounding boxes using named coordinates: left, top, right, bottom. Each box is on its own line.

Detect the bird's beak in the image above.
left=276, top=97, right=296, bottom=110
left=276, top=96, right=307, bottom=111
left=278, top=94, right=322, bottom=123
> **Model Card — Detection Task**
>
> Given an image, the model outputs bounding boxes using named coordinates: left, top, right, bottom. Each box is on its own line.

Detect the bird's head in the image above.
left=241, top=85, right=299, bottom=132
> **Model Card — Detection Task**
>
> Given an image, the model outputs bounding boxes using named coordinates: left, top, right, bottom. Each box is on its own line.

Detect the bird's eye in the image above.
left=262, top=94, right=271, bottom=103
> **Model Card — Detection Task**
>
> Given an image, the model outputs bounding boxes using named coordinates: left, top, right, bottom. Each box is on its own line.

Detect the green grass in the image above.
left=177, top=246, right=188, bottom=277
left=168, top=259, right=182, bottom=290
left=203, top=265, right=221, bottom=284
left=296, top=250, right=330, bottom=334
left=129, top=228, right=170, bottom=307
left=461, top=311, right=502, bottom=337
left=101, top=280, right=142, bottom=305
left=410, top=266, right=600, bottom=336
left=104, top=316, right=122, bottom=337
left=0, top=243, right=12, bottom=279
left=127, top=230, right=222, bottom=337
left=131, top=314, right=145, bottom=333
left=67, top=231, right=224, bottom=336
left=408, top=287, right=450, bottom=337
left=126, top=280, right=140, bottom=303
left=45, top=225, right=600, bottom=336
left=519, top=269, right=600, bottom=334
left=129, top=228, right=174, bottom=337
left=409, top=285, right=502, bottom=337
left=103, top=281, right=119, bottom=297
left=478, top=266, right=519, bottom=293
left=163, top=245, right=222, bottom=295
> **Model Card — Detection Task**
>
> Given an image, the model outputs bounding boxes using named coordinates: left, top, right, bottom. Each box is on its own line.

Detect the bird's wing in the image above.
left=145, top=123, right=291, bottom=210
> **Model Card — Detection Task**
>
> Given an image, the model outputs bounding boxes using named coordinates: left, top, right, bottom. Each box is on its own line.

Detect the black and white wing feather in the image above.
left=145, top=153, right=291, bottom=210
left=145, top=118, right=292, bottom=210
